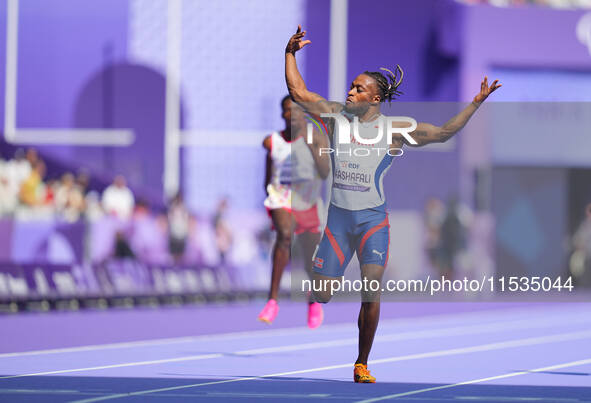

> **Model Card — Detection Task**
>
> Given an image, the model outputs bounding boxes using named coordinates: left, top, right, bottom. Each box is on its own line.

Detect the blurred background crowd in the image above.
left=1, top=148, right=90, bottom=221
left=0, top=146, right=242, bottom=278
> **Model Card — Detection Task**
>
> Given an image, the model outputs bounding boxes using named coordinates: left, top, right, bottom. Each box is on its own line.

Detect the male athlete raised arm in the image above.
left=389, top=77, right=501, bottom=150
left=285, top=25, right=501, bottom=384
left=285, top=25, right=342, bottom=116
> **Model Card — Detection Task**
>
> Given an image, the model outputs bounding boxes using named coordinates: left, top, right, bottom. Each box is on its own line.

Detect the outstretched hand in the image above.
left=473, top=77, right=502, bottom=104
left=286, top=25, right=311, bottom=54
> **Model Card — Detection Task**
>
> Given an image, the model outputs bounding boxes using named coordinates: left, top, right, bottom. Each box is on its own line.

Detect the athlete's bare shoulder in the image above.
left=297, top=99, right=343, bottom=118
left=325, top=100, right=344, bottom=114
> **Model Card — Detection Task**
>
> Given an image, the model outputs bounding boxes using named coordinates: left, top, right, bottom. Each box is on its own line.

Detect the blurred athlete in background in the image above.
left=258, top=95, right=330, bottom=329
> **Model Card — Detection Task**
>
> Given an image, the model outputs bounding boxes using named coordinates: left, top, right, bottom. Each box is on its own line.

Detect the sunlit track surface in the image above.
left=1, top=302, right=590, bottom=402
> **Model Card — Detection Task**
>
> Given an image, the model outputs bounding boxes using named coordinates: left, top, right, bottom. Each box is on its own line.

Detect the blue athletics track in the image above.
left=1, top=301, right=590, bottom=402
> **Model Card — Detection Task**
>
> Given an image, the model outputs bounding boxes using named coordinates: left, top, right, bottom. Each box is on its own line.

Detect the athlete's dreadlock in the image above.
left=363, top=65, right=404, bottom=103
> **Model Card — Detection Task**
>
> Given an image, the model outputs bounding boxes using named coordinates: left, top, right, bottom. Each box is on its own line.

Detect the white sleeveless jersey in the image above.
left=264, top=131, right=322, bottom=211
left=330, top=113, right=394, bottom=211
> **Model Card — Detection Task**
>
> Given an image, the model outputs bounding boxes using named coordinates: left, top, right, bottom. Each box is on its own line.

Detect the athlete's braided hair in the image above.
left=363, top=65, right=404, bottom=103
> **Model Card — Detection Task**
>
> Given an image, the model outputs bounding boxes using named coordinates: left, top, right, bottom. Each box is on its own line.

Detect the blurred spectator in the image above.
left=437, top=198, right=470, bottom=279
left=570, top=203, right=591, bottom=284
left=55, top=173, right=74, bottom=210
left=0, top=149, right=34, bottom=216
left=114, top=231, right=134, bottom=259
left=55, top=173, right=86, bottom=222
left=76, top=171, right=90, bottom=195
left=129, top=201, right=158, bottom=263
left=45, top=178, right=57, bottom=206
left=25, top=148, right=38, bottom=167
left=12, top=148, right=32, bottom=185
left=168, top=193, right=190, bottom=263
left=102, top=175, right=135, bottom=220
left=68, top=181, right=86, bottom=221
left=213, top=198, right=233, bottom=265
left=111, top=200, right=168, bottom=265
left=19, top=159, right=46, bottom=207
left=84, top=191, right=104, bottom=221
left=0, top=158, right=15, bottom=216
left=423, top=197, right=445, bottom=269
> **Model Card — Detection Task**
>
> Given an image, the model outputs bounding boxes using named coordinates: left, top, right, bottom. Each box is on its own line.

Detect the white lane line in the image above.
left=1, top=305, right=585, bottom=359
left=0, top=354, right=223, bottom=379
left=67, top=329, right=591, bottom=403
left=0, top=326, right=340, bottom=359
left=3, top=313, right=591, bottom=379
left=3, top=312, right=590, bottom=379
left=237, top=314, right=591, bottom=355
left=0, top=388, right=82, bottom=395
left=356, top=357, right=591, bottom=402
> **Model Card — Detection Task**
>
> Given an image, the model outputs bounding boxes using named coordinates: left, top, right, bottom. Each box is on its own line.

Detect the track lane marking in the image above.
left=67, top=329, right=591, bottom=403
left=2, top=305, right=584, bottom=359
left=3, top=313, right=590, bottom=379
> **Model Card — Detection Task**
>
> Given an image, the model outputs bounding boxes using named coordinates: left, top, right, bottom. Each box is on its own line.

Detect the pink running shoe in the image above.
left=258, top=299, right=279, bottom=324
left=307, top=302, right=324, bottom=329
